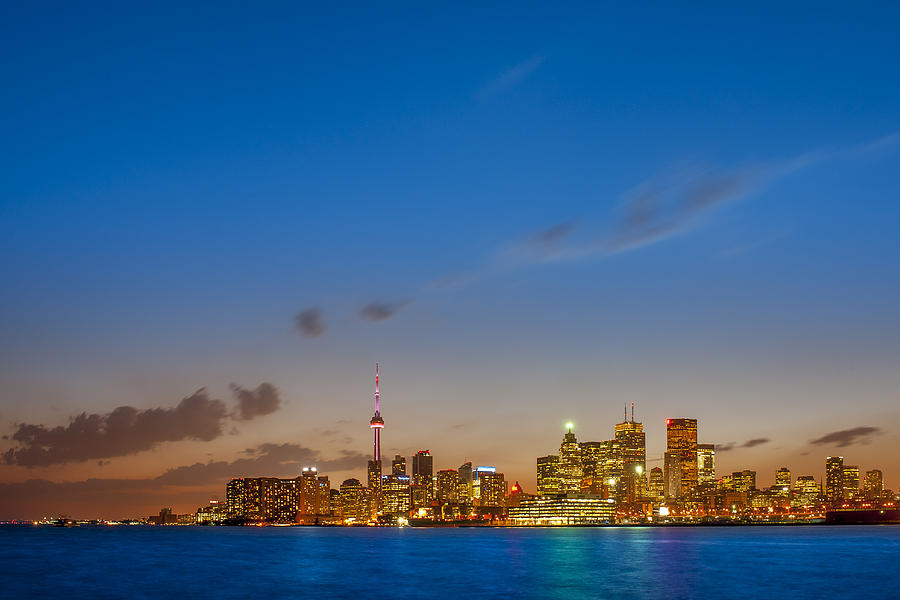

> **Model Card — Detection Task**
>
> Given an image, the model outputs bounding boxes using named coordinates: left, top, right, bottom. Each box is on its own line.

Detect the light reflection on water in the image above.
left=2, top=525, right=898, bottom=599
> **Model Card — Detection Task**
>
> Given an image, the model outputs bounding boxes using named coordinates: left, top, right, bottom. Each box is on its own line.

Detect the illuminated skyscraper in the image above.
left=731, top=470, right=756, bottom=493
left=648, top=467, right=664, bottom=501
left=458, top=462, right=474, bottom=504
left=775, top=467, right=791, bottom=488
left=579, top=441, right=604, bottom=494
left=697, top=444, right=716, bottom=484
left=663, top=452, right=682, bottom=498
left=794, top=475, right=820, bottom=507
left=381, top=473, right=411, bottom=517
left=537, top=455, right=560, bottom=497
left=436, top=469, right=460, bottom=504
left=298, top=467, right=330, bottom=519
left=559, top=423, right=583, bottom=494
left=411, top=450, right=434, bottom=508
left=477, top=470, right=506, bottom=511
left=367, top=364, right=385, bottom=511
left=863, top=469, right=883, bottom=500
left=666, top=418, right=698, bottom=496
left=392, top=455, right=406, bottom=475
left=825, top=456, right=844, bottom=506
left=339, top=478, right=369, bottom=523
left=842, top=465, right=860, bottom=500
left=615, top=404, right=646, bottom=503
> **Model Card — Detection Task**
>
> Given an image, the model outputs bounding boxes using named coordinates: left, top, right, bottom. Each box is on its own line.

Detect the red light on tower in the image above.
left=666, top=419, right=671, bottom=425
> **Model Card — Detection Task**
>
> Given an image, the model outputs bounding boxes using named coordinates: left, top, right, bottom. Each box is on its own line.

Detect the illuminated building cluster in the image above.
left=202, top=367, right=897, bottom=526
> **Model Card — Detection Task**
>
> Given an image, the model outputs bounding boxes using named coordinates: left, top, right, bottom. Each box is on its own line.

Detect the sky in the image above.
left=1, top=2, right=899, bottom=519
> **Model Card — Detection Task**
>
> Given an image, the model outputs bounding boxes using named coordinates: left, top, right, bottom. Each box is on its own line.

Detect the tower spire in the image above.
left=375, top=362, right=380, bottom=415
left=631, top=401, right=635, bottom=422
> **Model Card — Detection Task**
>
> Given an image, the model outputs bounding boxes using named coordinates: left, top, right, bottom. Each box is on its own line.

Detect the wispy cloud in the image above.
left=360, top=300, right=410, bottom=322
left=477, top=54, right=545, bottom=98
left=715, top=437, right=771, bottom=452
left=810, top=426, right=882, bottom=448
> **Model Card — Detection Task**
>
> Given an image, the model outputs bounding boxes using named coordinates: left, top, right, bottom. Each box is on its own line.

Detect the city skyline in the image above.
left=2, top=3, right=899, bottom=521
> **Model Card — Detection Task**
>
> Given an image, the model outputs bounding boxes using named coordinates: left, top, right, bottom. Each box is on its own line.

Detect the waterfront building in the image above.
left=615, top=405, right=646, bottom=503
left=339, top=478, right=369, bottom=523
left=196, top=500, right=226, bottom=524
left=381, top=473, right=411, bottom=517
left=477, top=470, right=506, bottom=511
left=559, top=424, right=583, bottom=493
left=666, top=418, right=698, bottom=496
left=794, top=475, right=821, bottom=507
left=536, top=455, right=560, bottom=497
left=826, top=456, right=844, bottom=506
left=507, top=494, right=616, bottom=525
left=663, top=451, right=682, bottom=499
left=648, top=467, right=664, bottom=501
left=298, top=467, right=330, bottom=519
left=579, top=441, right=604, bottom=494
left=842, top=465, right=860, bottom=500
left=225, top=476, right=301, bottom=522
left=864, top=469, right=884, bottom=500
left=412, top=450, right=433, bottom=500
left=458, top=462, right=474, bottom=504
left=437, top=469, right=461, bottom=504
left=697, top=444, right=716, bottom=485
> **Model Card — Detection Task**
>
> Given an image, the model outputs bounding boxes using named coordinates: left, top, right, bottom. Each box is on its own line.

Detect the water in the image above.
left=2, top=525, right=898, bottom=599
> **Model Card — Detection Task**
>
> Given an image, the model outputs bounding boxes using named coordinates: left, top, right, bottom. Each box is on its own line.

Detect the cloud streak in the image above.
left=360, top=300, right=410, bottom=322
left=477, top=54, right=545, bottom=98
left=810, top=426, right=882, bottom=448
left=715, top=437, right=771, bottom=452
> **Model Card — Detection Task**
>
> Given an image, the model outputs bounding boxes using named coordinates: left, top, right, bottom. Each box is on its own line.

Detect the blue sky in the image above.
left=1, top=2, right=899, bottom=517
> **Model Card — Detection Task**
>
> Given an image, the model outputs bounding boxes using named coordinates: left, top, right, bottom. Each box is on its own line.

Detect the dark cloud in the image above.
left=715, top=442, right=736, bottom=452
left=3, top=390, right=228, bottom=468
left=810, top=426, right=882, bottom=448
left=741, top=438, right=770, bottom=448
left=294, top=308, right=325, bottom=337
left=231, top=383, right=281, bottom=420
left=3, top=385, right=283, bottom=467
left=0, top=443, right=369, bottom=519
left=360, top=301, right=410, bottom=322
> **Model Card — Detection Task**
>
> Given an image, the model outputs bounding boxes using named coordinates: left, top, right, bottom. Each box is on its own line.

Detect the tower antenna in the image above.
left=631, top=401, right=635, bottom=422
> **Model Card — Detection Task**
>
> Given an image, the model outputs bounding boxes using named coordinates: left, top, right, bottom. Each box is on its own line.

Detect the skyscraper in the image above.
left=663, top=451, right=682, bottom=498
left=666, top=418, right=698, bottom=496
left=458, top=462, right=474, bottom=505
left=411, top=450, right=434, bottom=508
left=615, top=404, right=646, bottom=503
left=842, top=465, right=860, bottom=500
left=775, top=467, right=791, bottom=488
left=825, top=456, right=844, bottom=506
left=367, top=364, right=385, bottom=511
left=559, top=423, right=583, bottom=494
left=648, top=467, right=664, bottom=501
left=536, top=455, right=560, bottom=497
left=863, top=469, right=883, bottom=500
left=697, top=444, right=716, bottom=485
left=392, top=455, right=406, bottom=475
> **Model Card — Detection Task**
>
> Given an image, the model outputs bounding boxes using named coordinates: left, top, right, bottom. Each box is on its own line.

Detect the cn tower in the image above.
left=366, top=363, right=384, bottom=509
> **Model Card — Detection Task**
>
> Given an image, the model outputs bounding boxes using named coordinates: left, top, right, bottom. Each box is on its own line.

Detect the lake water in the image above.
left=2, top=525, right=898, bottom=599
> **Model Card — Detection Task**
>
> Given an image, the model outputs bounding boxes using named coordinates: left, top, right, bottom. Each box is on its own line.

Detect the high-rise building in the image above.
left=436, top=469, right=460, bottom=504
left=775, top=467, right=791, bottom=489
left=863, top=469, right=883, bottom=500
left=663, top=452, right=682, bottom=499
left=794, top=475, right=820, bottom=507
left=825, top=456, right=844, bottom=506
left=559, top=424, right=583, bottom=493
left=615, top=404, right=646, bottom=503
left=732, top=470, right=756, bottom=493
left=298, top=467, right=330, bottom=518
left=537, top=455, right=560, bottom=497
left=392, top=455, right=407, bottom=475
left=697, top=444, right=716, bottom=484
left=367, top=364, right=385, bottom=513
left=666, top=418, right=698, bottom=496
left=842, top=465, right=860, bottom=500
left=477, top=471, right=506, bottom=510
left=381, top=473, right=411, bottom=517
left=648, top=467, right=664, bottom=501
left=458, top=462, right=474, bottom=504
left=339, top=478, right=369, bottom=523
left=579, top=441, right=604, bottom=494
left=411, top=450, right=434, bottom=508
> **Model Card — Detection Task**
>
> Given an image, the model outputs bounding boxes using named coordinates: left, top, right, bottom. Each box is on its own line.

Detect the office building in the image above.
left=615, top=405, right=646, bottom=503
left=842, top=465, right=860, bottom=500
left=559, top=424, right=583, bottom=493
left=648, top=467, right=664, bottom=501
left=864, top=469, right=884, bottom=500
left=436, top=469, right=460, bottom=504
left=826, top=456, right=844, bottom=506
left=666, top=418, right=698, bottom=496
left=339, top=478, right=369, bottom=523
left=663, top=452, right=682, bottom=499
left=458, top=462, right=474, bottom=504
left=537, top=455, right=560, bottom=497
left=697, top=444, right=716, bottom=485
left=392, top=455, right=406, bottom=475
left=477, top=470, right=506, bottom=510
left=381, top=473, right=411, bottom=517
